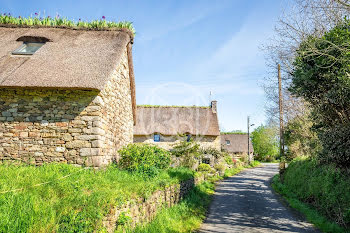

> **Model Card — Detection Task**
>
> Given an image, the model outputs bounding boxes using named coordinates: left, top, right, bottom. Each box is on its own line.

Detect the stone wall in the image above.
left=103, top=176, right=204, bottom=232
left=134, top=134, right=221, bottom=151
left=0, top=48, right=133, bottom=167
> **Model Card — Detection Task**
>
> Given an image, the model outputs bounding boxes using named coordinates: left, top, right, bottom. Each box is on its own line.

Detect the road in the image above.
left=199, top=163, right=319, bottom=233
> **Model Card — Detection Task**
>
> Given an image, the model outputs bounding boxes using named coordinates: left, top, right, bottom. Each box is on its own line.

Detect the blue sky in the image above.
left=1, top=0, right=283, bottom=132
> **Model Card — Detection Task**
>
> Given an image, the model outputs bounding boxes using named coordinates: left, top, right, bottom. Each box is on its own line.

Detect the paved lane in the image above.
left=199, top=163, right=319, bottom=233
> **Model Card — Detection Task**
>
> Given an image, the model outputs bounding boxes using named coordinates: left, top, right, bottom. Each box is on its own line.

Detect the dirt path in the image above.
left=199, top=163, right=319, bottom=233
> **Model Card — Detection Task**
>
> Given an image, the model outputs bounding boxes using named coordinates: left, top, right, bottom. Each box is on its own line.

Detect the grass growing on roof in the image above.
left=137, top=104, right=210, bottom=108
left=0, top=13, right=135, bottom=34
left=0, top=163, right=193, bottom=232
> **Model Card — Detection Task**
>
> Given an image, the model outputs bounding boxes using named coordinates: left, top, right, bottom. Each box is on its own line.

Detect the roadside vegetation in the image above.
left=117, top=160, right=260, bottom=232
left=0, top=145, right=191, bottom=232
left=262, top=1, right=350, bottom=231
left=0, top=141, right=259, bottom=232
left=272, top=157, right=349, bottom=232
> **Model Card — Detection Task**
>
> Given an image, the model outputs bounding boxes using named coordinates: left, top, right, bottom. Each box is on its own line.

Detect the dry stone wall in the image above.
left=103, top=176, right=204, bottom=232
left=0, top=49, right=133, bottom=167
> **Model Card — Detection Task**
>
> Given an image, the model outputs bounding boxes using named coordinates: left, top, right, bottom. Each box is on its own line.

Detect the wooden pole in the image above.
left=247, top=116, right=250, bottom=163
left=278, top=64, right=284, bottom=158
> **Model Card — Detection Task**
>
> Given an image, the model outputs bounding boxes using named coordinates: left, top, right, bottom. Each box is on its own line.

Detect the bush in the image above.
left=118, top=144, right=171, bottom=177
left=290, top=20, right=350, bottom=167
left=171, top=140, right=201, bottom=169
left=197, top=163, right=211, bottom=172
left=282, top=157, right=350, bottom=228
left=318, top=124, right=350, bottom=168
left=199, top=147, right=221, bottom=158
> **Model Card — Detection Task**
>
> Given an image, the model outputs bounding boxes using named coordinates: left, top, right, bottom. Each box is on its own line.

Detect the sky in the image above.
left=0, top=0, right=284, bottom=132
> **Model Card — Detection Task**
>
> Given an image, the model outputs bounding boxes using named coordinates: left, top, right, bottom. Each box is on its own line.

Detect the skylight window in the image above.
left=12, top=42, right=44, bottom=55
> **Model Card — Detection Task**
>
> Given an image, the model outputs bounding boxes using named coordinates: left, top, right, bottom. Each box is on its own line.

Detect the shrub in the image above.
left=214, top=163, right=226, bottom=173
left=199, top=147, right=222, bottom=158
left=118, top=144, right=171, bottom=177
left=224, top=155, right=234, bottom=165
left=171, top=140, right=201, bottom=169
left=282, top=157, right=350, bottom=228
left=197, top=163, right=211, bottom=172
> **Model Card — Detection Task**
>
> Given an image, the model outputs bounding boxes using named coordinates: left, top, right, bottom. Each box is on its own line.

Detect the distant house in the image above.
left=0, top=26, right=136, bottom=167
left=221, top=133, right=254, bottom=157
left=134, top=101, right=221, bottom=150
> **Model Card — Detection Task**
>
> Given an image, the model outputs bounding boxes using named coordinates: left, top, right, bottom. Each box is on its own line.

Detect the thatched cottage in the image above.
left=221, top=133, right=254, bottom=157
left=0, top=26, right=136, bottom=167
left=134, top=101, right=220, bottom=150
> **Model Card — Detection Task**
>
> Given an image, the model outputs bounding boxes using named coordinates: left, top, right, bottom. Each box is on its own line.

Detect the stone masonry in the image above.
left=0, top=48, right=133, bottom=167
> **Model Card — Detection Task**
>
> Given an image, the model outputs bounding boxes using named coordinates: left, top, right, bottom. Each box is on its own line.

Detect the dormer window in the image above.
left=12, top=42, right=45, bottom=55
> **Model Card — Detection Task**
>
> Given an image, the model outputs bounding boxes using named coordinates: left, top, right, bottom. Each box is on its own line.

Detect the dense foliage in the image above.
left=291, top=20, right=350, bottom=167
left=284, top=112, right=321, bottom=160
left=0, top=163, right=193, bottom=232
left=171, top=140, right=201, bottom=168
left=276, top=157, right=350, bottom=230
left=118, top=144, right=171, bottom=177
left=251, top=125, right=279, bottom=161
left=0, top=13, right=135, bottom=34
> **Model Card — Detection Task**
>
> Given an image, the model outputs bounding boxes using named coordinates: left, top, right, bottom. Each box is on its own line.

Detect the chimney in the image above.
left=211, top=100, right=217, bottom=113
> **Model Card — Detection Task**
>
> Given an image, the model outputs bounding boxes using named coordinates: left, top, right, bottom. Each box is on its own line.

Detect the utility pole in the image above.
left=247, top=116, right=254, bottom=164
left=278, top=64, right=284, bottom=158
left=247, top=116, right=250, bottom=161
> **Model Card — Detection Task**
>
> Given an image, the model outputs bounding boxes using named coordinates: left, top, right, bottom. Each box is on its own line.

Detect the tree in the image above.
left=251, top=125, right=279, bottom=161
left=290, top=19, right=350, bottom=167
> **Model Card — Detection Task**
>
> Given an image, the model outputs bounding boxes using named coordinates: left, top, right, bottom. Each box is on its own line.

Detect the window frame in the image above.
left=12, top=42, right=45, bottom=55
left=226, top=140, right=231, bottom=145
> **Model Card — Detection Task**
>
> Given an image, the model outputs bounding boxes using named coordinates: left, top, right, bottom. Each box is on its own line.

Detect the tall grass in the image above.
left=272, top=157, right=350, bottom=232
left=0, top=13, right=135, bottom=34
left=116, top=161, right=261, bottom=232
left=117, top=181, right=215, bottom=233
left=0, top=163, right=192, bottom=232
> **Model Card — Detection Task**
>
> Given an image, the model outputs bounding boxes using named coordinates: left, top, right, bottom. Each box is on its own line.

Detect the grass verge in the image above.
left=272, top=174, right=346, bottom=233
left=0, top=163, right=193, bottom=232
left=117, top=161, right=261, bottom=232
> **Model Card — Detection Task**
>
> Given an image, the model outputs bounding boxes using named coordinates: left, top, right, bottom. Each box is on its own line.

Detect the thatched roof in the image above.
left=0, top=26, right=137, bottom=124
left=221, top=134, right=254, bottom=153
left=134, top=105, right=220, bottom=136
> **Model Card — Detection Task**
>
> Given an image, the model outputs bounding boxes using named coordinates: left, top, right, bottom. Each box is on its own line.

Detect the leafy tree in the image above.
left=290, top=19, right=350, bottom=167
left=251, top=125, right=279, bottom=161
left=284, top=111, right=321, bottom=160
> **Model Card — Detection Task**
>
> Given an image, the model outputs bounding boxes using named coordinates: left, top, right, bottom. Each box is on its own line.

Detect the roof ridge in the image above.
left=137, top=105, right=210, bottom=108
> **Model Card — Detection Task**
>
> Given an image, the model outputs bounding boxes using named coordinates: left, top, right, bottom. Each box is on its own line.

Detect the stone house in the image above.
left=221, top=133, right=254, bottom=157
left=0, top=26, right=136, bottom=167
left=133, top=101, right=221, bottom=150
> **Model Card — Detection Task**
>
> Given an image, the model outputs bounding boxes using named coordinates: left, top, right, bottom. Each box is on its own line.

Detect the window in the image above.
left=154, top=134, right=160, bottom=142
left=186, top=134, right=191, bottom=142
left=12, top=42, right=45, bottom=55
left=226, top=140, right=230, bottom=145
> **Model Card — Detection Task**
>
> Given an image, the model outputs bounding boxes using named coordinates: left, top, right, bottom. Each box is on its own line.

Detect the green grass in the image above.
left=137, top=105, right=210, bottom=108
left=0, top=163, right=193, bottom=232
left=117, top=181, right=215, bottom=233
left=220, top=132, right=246, bottom=135
left=271, top=158, right=350, bottom=232
left=116, top=161, right=261, bottom=232
left=0, top=14, right=135, bottom=34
